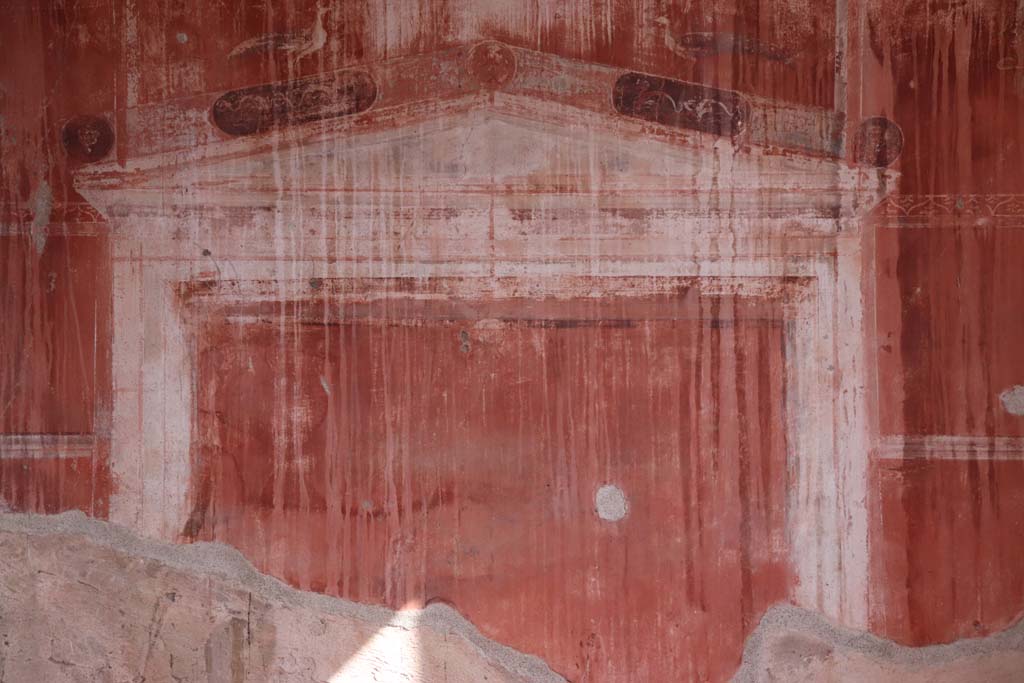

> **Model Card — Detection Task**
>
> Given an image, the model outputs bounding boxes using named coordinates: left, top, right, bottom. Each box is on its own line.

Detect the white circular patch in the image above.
left=595, top=484, right=629, bottom=522
left=1000, top=385, right=1024, bottom=416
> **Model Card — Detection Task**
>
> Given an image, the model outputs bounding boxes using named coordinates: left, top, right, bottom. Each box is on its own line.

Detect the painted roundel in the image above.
left=854, top=116, right=904, bottom=168
left=61, top=115, right=114, bottom=163
left=467, top=41, right=517, bottom=89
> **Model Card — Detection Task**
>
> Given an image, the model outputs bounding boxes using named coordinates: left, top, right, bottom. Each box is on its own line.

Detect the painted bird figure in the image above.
left=653, top=16, right=694, bottom=61
left=654, top=16, right=797, bottom=65
left=229, top=4, right=330, bottom=61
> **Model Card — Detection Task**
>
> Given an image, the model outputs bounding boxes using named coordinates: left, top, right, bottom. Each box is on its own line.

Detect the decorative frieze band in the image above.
left=876, top=194, right=1024, bottom=229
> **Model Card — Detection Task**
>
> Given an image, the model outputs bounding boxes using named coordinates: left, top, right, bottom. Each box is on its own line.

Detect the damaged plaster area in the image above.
left=0, top=512, right=565, bottom=683
left=999, top=385, right=1024, bottom=416
left=2, top=512, right=1023, bottom=682
left=28, top=178, right=52, bottom=255
left=735, top=604, right=1024, bottom=682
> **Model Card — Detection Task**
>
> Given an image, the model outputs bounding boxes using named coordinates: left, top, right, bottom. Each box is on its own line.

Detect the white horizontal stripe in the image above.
left=0, top=434, right=96, bottom=460
left=875, top=434, right=1024, bottom=461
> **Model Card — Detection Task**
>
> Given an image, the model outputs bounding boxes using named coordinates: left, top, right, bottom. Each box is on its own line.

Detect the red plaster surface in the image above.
left=0, top=235, right=107, bottom=435
left=871, top=458, right=1024, bottom=645
left=186, top=292, right=792, bottom=681
left=879, top=226, right=1024, bottom=439
left=0, top=234, right=111, bottom=516
left=0, top=453, right=109, bottom=517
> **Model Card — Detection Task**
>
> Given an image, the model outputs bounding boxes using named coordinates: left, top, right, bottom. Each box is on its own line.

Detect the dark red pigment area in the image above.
left=186, top=293, right=792, bottom=682
left=872, top=458, right=1024, bottom=645
left=876, top=227, right=1024, bottom=437
left=0, top=453, right=110, bottom=516
left=0, top=234, right=112, bottom=517
left=0, top=235, right=107, bottom=435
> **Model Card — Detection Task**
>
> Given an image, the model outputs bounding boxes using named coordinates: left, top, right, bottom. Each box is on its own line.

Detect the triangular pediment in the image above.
left=84, top=105, right=856, bottom=195
left=70, top=40, right=899, bottom=222
left=77, top=105, right=893, bottom=223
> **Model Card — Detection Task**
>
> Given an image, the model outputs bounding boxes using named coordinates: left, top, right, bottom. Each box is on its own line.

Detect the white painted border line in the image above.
left=875, top=434, right=1024, bottom=461
left=0, top=434, right=96, bottom=460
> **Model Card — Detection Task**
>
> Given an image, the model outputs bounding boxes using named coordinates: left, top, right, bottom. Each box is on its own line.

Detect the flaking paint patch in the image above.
left=999, top=385, right=1024, bottom=416
left=595, top=483, right=629, bottom=521
left=29, top=178, right=52, bottom=254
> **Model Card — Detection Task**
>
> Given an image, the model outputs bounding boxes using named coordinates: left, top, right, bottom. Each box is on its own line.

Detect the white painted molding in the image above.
left=0, top=434, right=96, bottom=460
left=875, top=434, right=1024, bottom=461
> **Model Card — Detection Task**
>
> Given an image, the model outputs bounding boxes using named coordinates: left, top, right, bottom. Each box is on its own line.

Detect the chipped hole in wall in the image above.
left=595, top=484, right=629, bottom=522
left=999, top=385, right=1024, bottom=416
left=459, top=329, right=471, bottom=354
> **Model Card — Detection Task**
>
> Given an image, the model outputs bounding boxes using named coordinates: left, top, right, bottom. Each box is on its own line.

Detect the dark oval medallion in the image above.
left=212, top=70, right=378, bottom=136
left=61, top=115, right=114, bottom=163
left=613, top=72, right=750, bottom=140
left=854, top=116, right=903, bottom=167
left=467, top=41, right=517, bottom=89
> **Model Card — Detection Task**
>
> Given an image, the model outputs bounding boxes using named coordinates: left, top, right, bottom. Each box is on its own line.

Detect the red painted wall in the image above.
left=185, top=293, right=790, bottom=680
left=865, top=0, right=1024, bottom=645
left=2, top=0, right=1024, bottom=679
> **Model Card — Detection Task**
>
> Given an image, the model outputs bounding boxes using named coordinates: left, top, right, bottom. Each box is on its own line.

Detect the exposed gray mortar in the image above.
left=733, top=603, right=1024, bottom=682
left=0, top=510, right=567, bottom=683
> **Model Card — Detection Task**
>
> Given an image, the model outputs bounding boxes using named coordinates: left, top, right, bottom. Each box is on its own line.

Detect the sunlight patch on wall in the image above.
left=329, top=603, right=422, bottom=682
